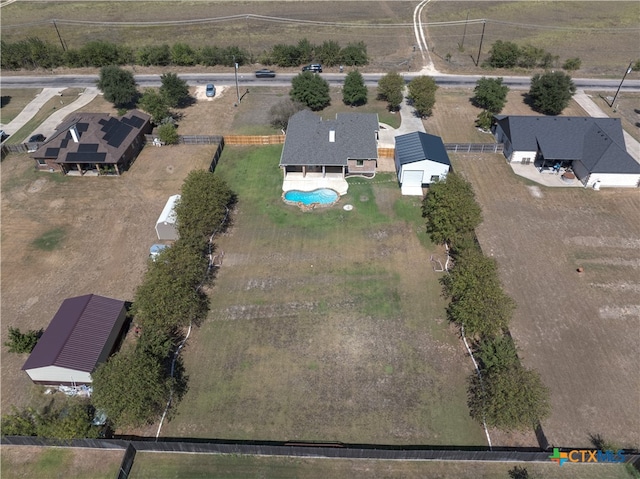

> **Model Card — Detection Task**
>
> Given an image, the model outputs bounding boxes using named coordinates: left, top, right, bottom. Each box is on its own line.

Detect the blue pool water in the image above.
left=284, top=188, right=339, bottom=206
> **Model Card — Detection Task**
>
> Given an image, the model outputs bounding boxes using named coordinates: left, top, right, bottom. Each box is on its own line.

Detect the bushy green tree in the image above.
left=407, top=76, right=438, bottom=117
left=518, top=44, right=545, bottom=69
left=317, top=40, right=342, bottom=66
left=468, top=364, right=550, bottom=431
left=421, top=172, right=482, bottom=247
left=157, top=122, right=179, bottom=145
left=175, top=170, right=234, bottom=241
left=4, top=327, right=43, bottom=353
left=97, top=65, right=138, bottom=108
left=377, top=72, right=405, bottom=111
left=198, top=45, right=224, bottom=66
left=339, top=41, right=369, bottom=66
left=529, top=71, right=576, bottom=115
left=342, top=70, right=367, bottom=106
left=139, top=90, right=171, bottom=125
left=476, top=335, right=519, bottom=371
left=37, top=402, right=101, bottom=439
left=1, top=406, right=38, bottom=436
left=92, top=347, right=174, bottom=428
left=472, top=77, right=509, bottom=113
left=290, top=71, right=331, bottom=111
left=272, top=44, right=303, bottom=67
left=137, top=44, right=171, bottom=66
left=485, top=40, right=520, bottom=68
left=475, top=110, right=494, bottom=130
left=170, top=43, right=197, bottom=66
left=562, top=57, right=582, bottom=71
left=159, top=72, right=190, bottom=108
left=78, top=41, right=131, bottom=67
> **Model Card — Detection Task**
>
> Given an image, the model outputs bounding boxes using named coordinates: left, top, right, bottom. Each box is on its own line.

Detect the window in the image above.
left=430, top=175, right=440, bottom=183
left=356, top=159, right=364, bottom=167
left=37, top=159, right=47, bottom=166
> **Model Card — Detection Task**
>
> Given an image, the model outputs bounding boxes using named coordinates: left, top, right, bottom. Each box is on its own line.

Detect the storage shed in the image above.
left=22, top=294, right=127, bottom=386
left=394, top=132, right=451, bottom=195
left=155, top=194, right=180, bottom=240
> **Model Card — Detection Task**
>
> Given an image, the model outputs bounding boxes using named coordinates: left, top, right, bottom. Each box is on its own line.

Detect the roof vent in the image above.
left=329, top=129, right=335, bottom=143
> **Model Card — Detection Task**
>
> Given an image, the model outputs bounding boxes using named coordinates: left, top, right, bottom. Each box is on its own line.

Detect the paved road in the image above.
left=1, top=73, right=639, bottom=91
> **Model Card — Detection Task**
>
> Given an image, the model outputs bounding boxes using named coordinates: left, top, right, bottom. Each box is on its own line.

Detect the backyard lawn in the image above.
left=159, top=144, right=486, bottom=445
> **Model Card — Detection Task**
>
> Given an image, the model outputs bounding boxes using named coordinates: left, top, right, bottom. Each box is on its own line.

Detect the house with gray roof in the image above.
left=279, top=110, right=379, bottom=195
left=493, top=115, right=640, bottom=188
left=394, top=131, right=451, bottom=196
left=22, top=294, right=127, bottom=386
left=31, top=110, right=151, bottom=176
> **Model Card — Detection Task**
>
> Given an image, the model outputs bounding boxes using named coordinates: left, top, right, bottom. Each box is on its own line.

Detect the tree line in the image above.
left=422, top=173, right=550, bottom=432
left=0, top=37, right=367, bottom=71
left=1, top=170, right=235, bottom=435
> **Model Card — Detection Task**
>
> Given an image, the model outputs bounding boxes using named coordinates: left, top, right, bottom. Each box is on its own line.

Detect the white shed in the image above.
left=22, top=294, right=127, bottom=386
left=394, top=132, right=451, bottom=195
left=155, top=194, right=180, bottom=240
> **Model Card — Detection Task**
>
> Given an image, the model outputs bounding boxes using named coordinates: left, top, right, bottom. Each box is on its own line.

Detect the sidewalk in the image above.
left=0, top=87, right=99, bottom=139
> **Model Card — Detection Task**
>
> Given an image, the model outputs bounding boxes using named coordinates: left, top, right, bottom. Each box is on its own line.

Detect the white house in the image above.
left=493, top=115, right=640, bottom=188
left=22, top=294, right=127, bottom=386
left=155, top=194, right=180, bottom=240
left=394, top=131, right=451, bottom=195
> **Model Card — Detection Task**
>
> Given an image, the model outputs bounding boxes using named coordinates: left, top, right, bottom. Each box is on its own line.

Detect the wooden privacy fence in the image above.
left=224, top=135, right=285, bottom=145
left=378, top=147, right=395, bottom=159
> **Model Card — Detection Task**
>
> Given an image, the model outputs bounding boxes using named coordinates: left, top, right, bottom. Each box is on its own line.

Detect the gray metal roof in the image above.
left=494, top=115, right=640, bottom=174
left=279, top=110, right=379, bottom=166
left=395, top=131, right=451, bottom=166
left=22, top=294, right=126, bottom=373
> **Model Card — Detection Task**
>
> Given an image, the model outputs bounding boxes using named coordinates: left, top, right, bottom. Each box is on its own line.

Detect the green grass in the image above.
left=0, top=447, right=122, bottom=479
left=31, top=227, right=66, bottom=251
left=128, top=453, right=637, bottom=479
left=1, top=89, right=41, bottom=124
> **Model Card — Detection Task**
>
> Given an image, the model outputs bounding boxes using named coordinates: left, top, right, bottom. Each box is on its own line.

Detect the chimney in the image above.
left=329, top=128, right=335, bottom=143
left=70, top=124, right=79, bottom=143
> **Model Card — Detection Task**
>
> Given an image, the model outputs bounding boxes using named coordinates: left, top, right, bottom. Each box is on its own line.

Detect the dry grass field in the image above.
left=1, top=2, right=638, bottom=76
left=453, top=154, right=640, bottom=449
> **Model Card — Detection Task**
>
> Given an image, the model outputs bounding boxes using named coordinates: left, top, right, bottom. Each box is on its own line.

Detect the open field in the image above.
left=453, top=154, right=640, bottom=449
left=0, top=446, right=123, bottom=479
left=585, top=91, right=640, bottom=143
left=158, top=146, right=486, bottom=445
left=129, top=452, right=637, bottom=479
left=0, top=89, right=42, bottom=125
left=1, top=2, right=638, bottom=77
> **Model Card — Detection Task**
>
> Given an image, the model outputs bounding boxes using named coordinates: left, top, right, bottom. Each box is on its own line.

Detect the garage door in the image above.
left=401, top=170, right=424, bottom=196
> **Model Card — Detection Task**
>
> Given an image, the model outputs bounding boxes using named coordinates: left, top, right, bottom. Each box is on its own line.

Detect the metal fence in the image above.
left=444, top=143, right=504, bottom=153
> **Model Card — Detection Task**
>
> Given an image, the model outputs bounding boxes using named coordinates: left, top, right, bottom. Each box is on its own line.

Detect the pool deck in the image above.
left=282, top=173, right=349, bottom=196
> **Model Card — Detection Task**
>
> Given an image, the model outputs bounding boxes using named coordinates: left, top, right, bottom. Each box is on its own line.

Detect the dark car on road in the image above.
left=29, top=133, right=46, bottom=143
left=302, top=64, right=322, bottom=73
left=255, top=69, right=276, bottom=78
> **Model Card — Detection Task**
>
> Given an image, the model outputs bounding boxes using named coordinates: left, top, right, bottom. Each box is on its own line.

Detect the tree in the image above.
left=407, top=76, right=438, bottom=117
left=562, top=57, right=582, bottom=71
left=377, top=72, right=405, bottom=111
left=342, top=70, right=367, bottom=106
left=175, top=170, right=234, bottom=241
left=317, top=40, right=342, bottom=66
left=442, top=247, right=515, bottom=338
left=92, top=347, right=174, bottom=428
left=290, top=71, right=331, bottom=111
left=138, top=90, right=171, bottom=125
left=157, top=122, right=179, bottom=145
left=475, top=110, right=494, bottom=131
left=472, top=77, right=509, bottom=113
left=170, top=43, right=197, bottom=66
left=528, top=71, right=576, bottom=115
left=96, top=65, right=138, bottom=108
left=269, top=99, right=306, bottom=130
left=485, top=40, right=520, bottom=68
left=137, top=44, right=171, bottom=66
left=36, top=402, right=101, bottom=439
left=159, top=73, right=190, bottom=108
left=508, top=466, right=533, bottom=479
left=4, top=327, right=43, bottom=353
left=476, top=334, right=519, bottom=371
left=339, top=41, right=369, bottom=66
left=468, top=364, right=551, bottom=431
left=1, top=406, right=38, bottom=436
left=518, top=44, right=544, bottom=69
left=421, top=172, right=482, bottom=246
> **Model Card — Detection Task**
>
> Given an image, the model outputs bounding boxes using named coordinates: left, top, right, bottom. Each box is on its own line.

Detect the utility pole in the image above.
left=609, top=61, right=633, bottom=108
left=53, top=20, right=66, bottom=51
left=476, top=20, right=486, bottom=67
left=234, top=60, right=240, bottom=105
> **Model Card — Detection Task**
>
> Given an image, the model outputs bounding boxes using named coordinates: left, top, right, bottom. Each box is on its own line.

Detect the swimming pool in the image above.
left=283, top=188, right=339, bottom=207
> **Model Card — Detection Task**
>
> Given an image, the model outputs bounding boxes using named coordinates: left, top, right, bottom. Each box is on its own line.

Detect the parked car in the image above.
left=29, top=133, right=46, bottom=143
left=205, top=84, right=216, bottom=97
left=302, top=64, right=322, bottom=73
left=255, top=69, right=276, bottom=78
left=0, top=130, right=8, bottom=141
